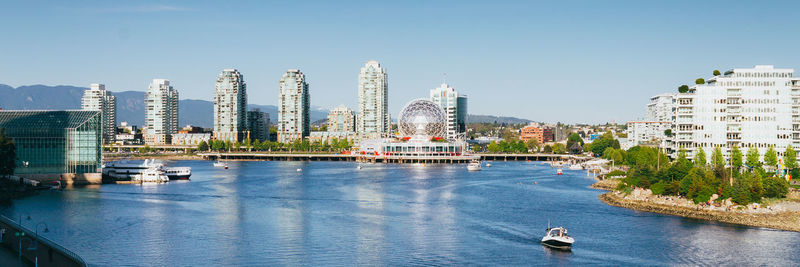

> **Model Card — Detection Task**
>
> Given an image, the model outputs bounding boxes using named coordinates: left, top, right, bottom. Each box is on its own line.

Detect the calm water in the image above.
left=3, top=161, right=800, bottom=266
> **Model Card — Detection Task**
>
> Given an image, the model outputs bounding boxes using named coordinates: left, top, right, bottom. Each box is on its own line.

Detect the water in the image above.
left=3, top=161, right=799, bottom=266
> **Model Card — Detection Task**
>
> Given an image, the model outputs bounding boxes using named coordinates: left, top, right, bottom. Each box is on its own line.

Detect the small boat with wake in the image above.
left=541, top=226, right=574, bottom=250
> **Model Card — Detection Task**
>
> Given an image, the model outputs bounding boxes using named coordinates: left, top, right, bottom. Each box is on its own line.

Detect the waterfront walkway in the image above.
left=0, top=245, right=31, bottom=267
left=198, top=152, right=590, bottom=163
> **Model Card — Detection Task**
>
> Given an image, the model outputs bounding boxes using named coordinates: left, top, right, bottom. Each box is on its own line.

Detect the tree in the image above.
left=552, top=143, right=567, bottom=154
left=784, top=145, right=797, bottom=170
left=566, top=133, right=583, bottom=151
left=487, top=141, right=501, bottom=153
left=526, top=139, right=540, bottom=153
left=543, top=144, right=553, bottom=153
left=0, top=128, right=16, bottom=176
left=712, top=147, right=725, bottom=169
left=678, top=85, right=689, bottom=93
left=730, top=145, right=743, bottom=170
left=196, top=141, right=209, bottom=152
left=745, top=147, right=760, bottom=169
left=695, top=78, right=705, bottom=85
left=764, top=146, right=778, bottom=167
left=694, top=147, right=707, bottom=166
left=664, top=129, right=672, bottom=137
left=713, top=69, right=721, bottom=76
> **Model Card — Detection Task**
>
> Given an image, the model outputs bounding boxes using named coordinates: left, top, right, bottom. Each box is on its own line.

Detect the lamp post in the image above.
left=14, top=213, right=31, bottom=267
left=32, top=222, right=48, bottom=267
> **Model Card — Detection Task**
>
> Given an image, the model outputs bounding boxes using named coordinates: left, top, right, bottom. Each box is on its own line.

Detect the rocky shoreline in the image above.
left=593, top=180, right=800, bottom=232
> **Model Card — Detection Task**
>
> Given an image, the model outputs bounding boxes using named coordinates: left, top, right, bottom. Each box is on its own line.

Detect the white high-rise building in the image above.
left=646, top=94, right=675, bottom=122
left=81, top=83, right=116, bottom=144
left=357, top=60, right=390, bottom=139
left=145, top=79, right=179, bottom=145
left=327, top=105, right=355, bottom=133
left=673, top=65, right=800, bottom=163
left=627, top=94, right=675, bottom=150
left=430, top=83, right=468, bottom=140
left=278, top=69, right=310, bottom=143
left=214, top=68, right=248, bottom=143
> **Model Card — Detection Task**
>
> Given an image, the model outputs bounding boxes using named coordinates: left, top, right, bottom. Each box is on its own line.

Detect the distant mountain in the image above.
left=0, top=84, right=328, bottom=128
left=467, top=114, right=532, bottom=124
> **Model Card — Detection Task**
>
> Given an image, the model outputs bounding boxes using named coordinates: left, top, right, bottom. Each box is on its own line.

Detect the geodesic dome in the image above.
left=398, top=99, right=447, bottom=138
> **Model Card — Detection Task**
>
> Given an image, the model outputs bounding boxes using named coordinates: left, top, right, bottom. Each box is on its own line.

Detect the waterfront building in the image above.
left=672, top=65, right=800, bottom=162
left=542, top=127, right=554, bottom=143
left=309, top=131, right=356, bottom=143
left=647, top=94, right=675, bottom=122
left=247, top=109, right=270, bottom=142
left=0, top=110, right=102, bottom=184
left=626, top=121, right=671, bottom=148
left=144, top=79, right=179, bottom=145
left=328, top=105, right=356, bottom=133
left=429, top=83, right=468, bottom=140
left=520, top=125, right=544, bottom=143
left=357, top=60, right=390, bottom=139
left=278, top=69, right=310, bottom=143
left=81, top=83, right=116, bottom=144
left=171, top=133, right=212, bottom=146
left=214, top=69, right=248, bottom=143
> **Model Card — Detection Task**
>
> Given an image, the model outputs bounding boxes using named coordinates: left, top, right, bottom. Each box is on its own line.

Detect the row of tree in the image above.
left=616, top=145, right=793, bottom=205
left=197, top=138, right=353, bottom=153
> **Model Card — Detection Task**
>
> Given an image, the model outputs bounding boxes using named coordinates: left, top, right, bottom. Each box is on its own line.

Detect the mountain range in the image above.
left=0, top=84, right=531, bottom=127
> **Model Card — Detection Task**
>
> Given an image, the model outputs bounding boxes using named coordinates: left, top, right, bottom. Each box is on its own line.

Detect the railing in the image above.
left=0, top=215, right=87, bottom=267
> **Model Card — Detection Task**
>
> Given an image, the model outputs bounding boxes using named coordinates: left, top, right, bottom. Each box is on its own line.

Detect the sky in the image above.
left=1, top=0, right=799, bottom=124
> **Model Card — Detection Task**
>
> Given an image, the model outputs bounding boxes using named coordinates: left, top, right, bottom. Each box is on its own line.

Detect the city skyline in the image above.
left=4, top=1, right=800, bottom=123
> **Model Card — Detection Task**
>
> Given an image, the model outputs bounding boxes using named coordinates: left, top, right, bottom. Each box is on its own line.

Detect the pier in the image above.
left=198, top=152, right=589, bottom=164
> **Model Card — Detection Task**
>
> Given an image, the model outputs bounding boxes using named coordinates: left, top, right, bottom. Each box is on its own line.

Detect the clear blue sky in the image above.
left=1, top=0, right=799, bottom=123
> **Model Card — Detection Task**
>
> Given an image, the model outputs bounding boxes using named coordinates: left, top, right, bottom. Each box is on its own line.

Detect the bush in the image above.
left=678, top=85, right=689, bottom=93
left=695, top=78, right=705, bottom=84
left=607, top=170, right=626, bottom=178
left=713, top=69, right=721, bottom=76
left=763, top=176, right=789, bottom=198
left=651, top=181, right=666, bottom=195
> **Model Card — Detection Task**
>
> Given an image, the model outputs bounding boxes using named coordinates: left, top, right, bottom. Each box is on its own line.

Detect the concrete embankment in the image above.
left=599, top=191, right=800, bottom=232
left=0, top=215, right=86, bottom=267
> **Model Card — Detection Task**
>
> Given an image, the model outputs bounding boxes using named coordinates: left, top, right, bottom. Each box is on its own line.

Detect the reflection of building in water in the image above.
left=357, top=99, right=472, bottom=160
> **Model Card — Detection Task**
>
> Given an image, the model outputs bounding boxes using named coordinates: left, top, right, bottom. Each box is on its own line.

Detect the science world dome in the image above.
left=398, top=99, right=447, bottom=138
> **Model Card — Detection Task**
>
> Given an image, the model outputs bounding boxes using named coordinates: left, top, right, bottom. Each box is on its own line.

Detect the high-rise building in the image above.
left=214, top=68, right=248, bottom=143
left=357, top=60, right=390, bottom=139
left=626, top=93, right=675, bottom=150
left=144, top=79, right=179, bottom=145
left=247, top=109, right=270, bottom=142
left=327, top=105, right=355, bottom=133
left=672, top=65, right=800, bottom=163
left=81, top=83, right=116, bottom=144
left=278, top=69, right=310, bottom=143
left=430, top=83, right=468, bottom=140
left=647, top=94, right=675, bottom=122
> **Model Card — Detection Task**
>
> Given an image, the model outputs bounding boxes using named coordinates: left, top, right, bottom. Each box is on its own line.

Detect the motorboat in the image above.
left=132, top=167, right=169, bottom=183
left=357, top=165, right=363, bottom=170
left=486, top=163, right=492, bottom=167
left=103, top=159, right=191, bottom=181
left=213, top=161, right=227, bottom=168
left=568, top=164, right=583, bottom=170
left=467, top=160, right=482, bottom=171
left=556, top=169, right=563, bottom=175
left=541, top=226, right=574, bottom=250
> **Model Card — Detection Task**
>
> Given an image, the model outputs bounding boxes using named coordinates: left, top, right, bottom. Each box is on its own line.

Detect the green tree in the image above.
left=566, top=133, right=583, bottom=150
left=694, top=147, right=707, bottom=167
left=763, top=176, right=789, bottom=198
left=543, top=145, right=552, bottom=153
left=712, top=147, right=725, bottom=169
left=552, top=143, right=567, bottom=154
left=196, top=141, right=209, bottom=152
left=784, top=145, right=797, bottom=170
left=678, top=85, right=689, bottom=93
left=730, top=145, right=743, bottom=170
left=487, top=141, right=501, bottom=153
left=764, top=146, right=778, bottom=167
left=745, top=147, right=760, bottom=169
left=713, top=69, right=721, bottom=76
left=0, top=128, right=16, bottom=176
left=526, top=139, right=540, bottom=153
left=695, top=78, right=705, bottom=84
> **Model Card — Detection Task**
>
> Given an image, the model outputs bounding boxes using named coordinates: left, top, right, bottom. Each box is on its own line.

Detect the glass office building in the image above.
left=0, top=110, right=102, bottom=175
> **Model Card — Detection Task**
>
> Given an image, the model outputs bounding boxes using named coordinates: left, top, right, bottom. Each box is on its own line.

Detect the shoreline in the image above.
left=592, top=180, right=800, bottom=232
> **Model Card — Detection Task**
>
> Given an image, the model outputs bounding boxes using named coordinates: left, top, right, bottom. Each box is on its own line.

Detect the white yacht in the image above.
left=132, top=167, right=170, bottom=183
left=541, top=226, right=574, bottom=249
left=103, top=159, right=192, bottom=181
left=213, top=161, right=228, bottom=168
left=467, top=160, right=482, bottom=171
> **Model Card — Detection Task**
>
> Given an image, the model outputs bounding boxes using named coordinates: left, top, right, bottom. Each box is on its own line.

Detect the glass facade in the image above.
left=0, top=110, right=102, bottom=175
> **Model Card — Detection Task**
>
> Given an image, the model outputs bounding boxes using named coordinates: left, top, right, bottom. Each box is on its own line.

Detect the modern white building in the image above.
left=214, top=68, right=248, bottom=143
left=247, top=109, right=270, bottom=142
left=430, top=83, right=468, bottom=140
left=625, top=121, right=671, bottom=149
left=673, top=65, right=800, bottom=163
left=278, top=69, right=310, bottom=143
left=646, top=94, right=675, bottom=122
left=327, top=105, right=355, bottom=133
left=81, top=83, right=116, bottom=144
left=357, top=60, right=390, bottom=140
left=144, top=79, right=179, bottom=145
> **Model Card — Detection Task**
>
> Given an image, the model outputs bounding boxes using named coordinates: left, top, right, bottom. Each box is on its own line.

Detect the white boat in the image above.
left=132, top=167, right=170, bottom=183
left=357, top=165, right=363, bottom=170
left=467, top=160, right=482, bottom=171
left=103, top=159, right=191, bottom=181
left=568, top=164, right=583, bottom=170
left=541, top=226, right=574, bottom=250
left=486, top=163, right=492, bottom=167
left=213, top=161, right=227, bottom=168
left=556, top=169, right=563, bottom=175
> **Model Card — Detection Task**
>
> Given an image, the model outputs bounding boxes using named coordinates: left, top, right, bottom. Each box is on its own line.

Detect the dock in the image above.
left=198, top=152, right=589, bottom=164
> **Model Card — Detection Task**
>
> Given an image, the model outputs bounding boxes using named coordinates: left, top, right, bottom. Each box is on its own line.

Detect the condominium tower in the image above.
left=144, top=79, right=179, bottom=145
left=81, top=83, right=116, bottom=144
left=277, top=69, right=310, bottom=143
left=247, top=109, right=270, bottom=142
left=430, top=83, right=467, bottom=140
left=327, top=105, right=356, bottom=133
left=673, top=65, right=800, bottom=162
left=357, top=60, right=390, bottom=139
left=214, top=69, right=248, bottom=142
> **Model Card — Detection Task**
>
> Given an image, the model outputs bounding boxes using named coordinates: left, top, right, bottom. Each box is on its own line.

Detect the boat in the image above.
left=486, top=163, right=492, bottom=167
left=357, top=165, right=363, bottom=170
left=556, top=169, right=563, bottom=175
left=568, top=164, right=583, bottom=170
left=541, top=226, right=574, bottom=250
left=213, top=161, right=227, bottom=168
left=132, top=167, right=169, bottom=183
left=103, top=159, right=191, bottom=181
left=467, top=160, right=482, bottom=171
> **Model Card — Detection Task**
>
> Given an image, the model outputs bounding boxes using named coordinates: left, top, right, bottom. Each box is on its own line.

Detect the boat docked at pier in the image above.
left=103, top=159, right=192, bottom=182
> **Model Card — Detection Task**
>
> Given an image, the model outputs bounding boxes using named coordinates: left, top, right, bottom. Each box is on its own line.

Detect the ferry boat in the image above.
left=132, top=167, right=170, bottom=183
left=467, top=160, right=482, bottom=171
left=541, top=226, right=574, bottom=249
left=103, top=159, right=192, bottom=181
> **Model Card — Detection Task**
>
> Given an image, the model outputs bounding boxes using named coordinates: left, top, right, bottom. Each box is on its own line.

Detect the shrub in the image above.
left=695, top=78, right=705, bottom=85
left=607, top=170, right=626, bottom=178
left=651, top=181, right=666, bottom=195
left=713, top=69, right=721, bottom=76
left=763, top=176, right=789, bottom=198
left=678, top=85, right=689, bottom=93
